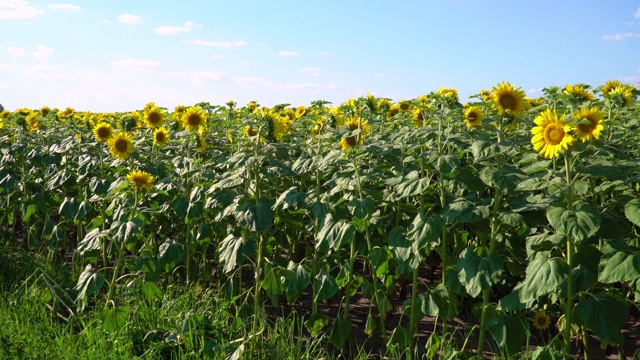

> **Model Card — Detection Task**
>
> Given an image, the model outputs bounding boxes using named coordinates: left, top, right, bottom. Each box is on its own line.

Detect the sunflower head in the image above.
left=127, top=170, right=154, bottom=191
left=601, top=80, right=623, bottom=95
left=463, top=106, right=484, bottom=128
left=437, top=86, right=459, bottom=103
left=59, top=107, right=75, bottom=119
left=294, top=105, right=306, bottom=118
left=144, top=106, right=165, bottom=128
left=226, top=100, right=237, bottom=109
left=564, top=83, right=595, bottom=102
left=531, top=109, right=574, bottom=159
left=491, top=82, right=530, bottom=117
left=182, top=106, right=207, bottom=131
left=26, top=113, right=41, bottom=131
left=39, top=106, right=51, bottom=116
left=244, top=125, right=258, bottom=138
left=479, top=89, right=492, bottom=102
left=607, top=85, right=636, bottom=107
left=108, top=132, right=134, bottom=161
left=411, top=108, right=426, bottom=128
left=247, top=101, right=259, bottom=112
left=572, top=107, right=605, bottom=142
left=153, top=127, right=170, bottom=146
left=93, top=122, right=114, bottom=142
left=339, top=115, right=370, bottom=152
left=532, top=310, right=550, bottom=330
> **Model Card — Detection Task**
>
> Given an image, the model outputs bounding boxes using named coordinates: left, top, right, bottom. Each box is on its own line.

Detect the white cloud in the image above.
left=240, top=61, right=253, bottom=65
left=48, top=4, right=80, bottom=11
left=0, top=0, right=42, bottom=19
left=183, top=39, right=247, bottom=48
left=154, top=21, right=200, bottom=35
left=373, top=73, right=386, bottom=78
left=33, top=45, right=54, bottom=58
left=635, top=7, right=640, bottom=18
left=298, top=67, right=320, bottom=73
left=110, top=59, right=161, bottom=71
left=20, top=64, right=62, bottom=79
left=8, top=46, right=27, bottom=55
left=282, top=82, right=338, bottom=91
left=118, top=13, right=141, bottom=25
left=210, top=54, right=223, bottom=59
left=190, top=71, right=230, bottom=84
left=0, top=64, right=13, bottom=70
left=601, top=32, right=640, bottom=41
left=318, top=51, right=332, bottom=56
left=234, top=77, right=271, bottom=87
left=276, top=51, right=300, bottom=57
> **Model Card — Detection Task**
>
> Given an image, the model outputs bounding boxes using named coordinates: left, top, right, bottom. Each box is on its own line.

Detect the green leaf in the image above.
left=530, top=346, right=563, bottom=360
left=158, top=238, right=185, bottom=274
left=74, top=264, right=104, bottom=311
left=329, top=316, right=352, bottom=348
left=407, top=213, right=443, bottom=250
left=416, top=284, right=459, bottom=322
left=487, top=312, right=527, bottom=357
left=284, top=262, right=310, bottom=303
left=519, top=257, right=569, bottom=302
left=141, top=281, right=163, bottom=300
left=442, top=198, right=490, bottom=224
left=235, top=197, right=274, bottom=233
left=219, top=235, right=255, bottom=274
left=456, top=249, right=503, bottom=298
left=479, top=165, right=526, bottom=194
left=576, top=291, right=629, bottom=344
left=313, top=269, right=338, bottom=302
left=546, top=203, right=601, bottom=243
left=598, top=248, right=640, bottom=283
left=77, top=228, right=109, bottom=256
left=304, top=313, right=329, bottom=337
left=316, top=213, right=356, bottom=251
left=392, top=170, right=431, bottom=198
left=99, top=305, right=131, bottom=332
left=348, top=196, right=375, bottom=220
left=388, top=226, right=419, bottom=273
left=59, top=197, right=78, bottom=220
left=260, top=262, right=283, bottom=295
left=110, top=218, right=143, bottom=244
left=387, top=325, right=411, bottom=350
left=625, top=199, right=640, bottom=227
left=368, top=246, right=391, bottom=278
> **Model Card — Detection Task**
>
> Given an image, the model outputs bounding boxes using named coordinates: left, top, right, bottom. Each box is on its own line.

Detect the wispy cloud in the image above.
left=110, top=59, right=161, bottom=71
left=0, top=0, right=42, bottom=19
left=8, top=46, right=27, bottom=56
left=48, top=4, right=80, bottom=11
left=0, top=64, right=13, bottom=71
left=21, top=64, right=62, bottom=79
left=373, top=73, right=386, bottom=78
left=154, top=21, right=200, bottom=35
left=318, top=51, right=332, bottom=56
left=635, top=7, right=640, bottom=18
left=276, top=51, right=300, bottom=57
left=210, top=54, right=223, bottom=59
left=190, top=71, right=230, bottom=84
left=298, top=67, right=320, bottom=73
left=234, top=77, right=272, bottom=87
left=601, top=32, right=640, bottom=41
left=118, top=13, right=141, bottom=25
left=240, top=61, right=253, bottom=65
left=34, top=45, right=54, bottom=58
left=183, top=39, right=246, bottom=48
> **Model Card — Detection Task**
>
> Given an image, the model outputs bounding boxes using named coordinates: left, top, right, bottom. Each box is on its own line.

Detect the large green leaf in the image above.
left=388, top=226, right=419, bottom=273
left=546, top=203, right=601, bottom=244
left=77, top=228, right=109, bottom=256
left=313, top=269, right=338, bottom=302
left=329, top=316, right=352, bottom=348
left=235, top=197, right=274, bottom=233
left=416, top=283, right=459, bottom=322
left=519, top=256, right=569, bottom=302
left=158, top=238, right=185, bottom=273
left=625, top=199, right=640, bottom=227
left=284, top=261, right=310, bottom=303
left=348, top=196, right=375, bottom=220
left=479, top=165, right=526, bottom=194
left=442, top=198, right=490, bottom=224
left=576, top=291, right=629, bottom=344
left=407, top=213, right=443, bottom=250
left=487, top=312, right=527, bottom=357
left=74, top=264, right=105, bottom=311
left=316, top=213, right=356, bottom=252
left=598, top=247, right=640, bottom=284
left=456, top=248, right=503, bottom=298
left=219, top=234, right=255, bottom=274
left=392, top=170, right=431, bottom=199
left=99, top=305, right=131, bottom=333
left=110, top=217, right=143, bottom=244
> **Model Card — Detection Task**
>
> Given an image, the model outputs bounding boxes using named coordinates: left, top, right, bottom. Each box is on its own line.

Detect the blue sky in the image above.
left=1, top=0, right=639, bottom=112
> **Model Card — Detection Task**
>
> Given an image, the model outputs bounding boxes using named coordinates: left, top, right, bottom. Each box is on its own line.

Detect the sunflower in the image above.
left=226, top=129, right=234, bottom=143
left=531, top=109, right=574, bottom=159
left=39, top=106, right=51, bottom=116
left=127, top=170, right=154, bottom=191
left=437, top=86, right=459, bottom=103
left=532, top=310, right=550, bottom=330
left=411, top=108, right=425, bottom=128
left=271, top=113, right=292, bottom=140
left=153, top=127, right=170, bottom=146
left=226, top=100, right=236, bottom=109
left=491, top=82, right=530, bottom=117
left=144, top=106, right=165, bottom=128
left=59, top=107, right=75, bottom=119
left=339, top=115, right=370, bottom=152
left=294, top=105, right=306, bottom=118
left=244, top=125, right=258, bottom=138
left=26, top=113, right=41, bottom=131
left=601, top=80, right=623, bottom=95
left=564, top=84, right=595, bottom=102
left=479, top=89, right=492, bottom=102
left=608, top=85, right=636, bottom=107
left=108, top=132, right=134, bottom=160
left=182, top=107, right=207, bottom=131
left=463, top=106, right=484, bottom=128
left=93, top=122, right=114, bottom=142
left=572, top=107, right=605, bottom=142
left=247, top=101, right=259, bottom=112
left=398, top=100, right=412, bottom=111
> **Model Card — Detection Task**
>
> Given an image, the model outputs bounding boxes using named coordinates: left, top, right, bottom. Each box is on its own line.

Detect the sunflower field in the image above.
left=1, top=81, right=639, bottom=359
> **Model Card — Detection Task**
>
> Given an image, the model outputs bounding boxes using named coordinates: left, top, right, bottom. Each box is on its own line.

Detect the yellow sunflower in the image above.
left=531, top=109, right=574, bottom=159
left=93, top=122, right=114, bottom=142
left=244, top=125, right=258, bottom=138
left=26, top=113, right=41, bottom=131
left=564, top=84, right=595, bottom=102
left=144, top=106, right=165, bottom=128
left=294, top=105, right=306, bottom=118
left=59, top=107, right=75, bottom=119
left=127, top=170, right=154, bottom=191
left=411, top=108, right=425, bottom=128
left=226, top=129, right=234, bottom=143
left=39, top=106, right=51, bottom=116
left=271, top=113, right=292, bottom=140
left=153, top=127, right=170, bottom=146
left=608, top=85, right=636, bottom=107
left=339, top=115, right=371, bottom=152
left=572, top=107, right=605, bottom=142
left=182, top=106, right=207, bottom=131
left=479, top=89, right=492, bottom=102
left=532, top=310, right=550, bottom=330
left=398, top=100, right=412, bottom=111
left=491, top=82, right=530, bottom=117
left=247, top=101, right=259, bottom=112
left=437, top=86, right=459, bottom=103
left=463, top=106, right=484, bottom=128
left=108, top=132, right=134, bottom=160
left=601, top=80, right=623, bottom=95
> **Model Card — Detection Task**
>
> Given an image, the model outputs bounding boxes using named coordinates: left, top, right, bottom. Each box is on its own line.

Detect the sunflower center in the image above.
left=187, top=114, right=202, bottom=127
left=344, top=136, right=357, bottom=146
left=577, top=116, right=596, bottom=132
left=115, top=139, right=129, bottom=152
left=133, top=177, right=146, bottom=188
left=467, top=113, right=477, bottom=121
left=247, top=127, right=257, bottom=137
left=97, top=127, right=110, bottom=138
left=147, top=112, right=161, bottom=125
left=543, top=124, right=565, bottom=145
left=499, top=94, right=517, bottom=110
left=155, top=132, right=166, bottom=142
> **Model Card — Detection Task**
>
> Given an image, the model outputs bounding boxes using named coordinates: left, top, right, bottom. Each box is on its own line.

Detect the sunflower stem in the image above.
left=564, top=149, right=575, bottom=356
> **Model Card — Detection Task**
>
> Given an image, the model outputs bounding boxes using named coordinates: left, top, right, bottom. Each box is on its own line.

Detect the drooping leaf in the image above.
left=625, top=199, right=640, bottom=227
left=442, top=198, right=490, bottom=224
left=316, top=213, right=356, bottom=252
left=74, top=264, right=105, bottom=311
left=576, top=291, right=629, bottom=344
left=313, top=269, right=338, bottom=303
left=456, top=248, right=503, bottom=298
left=235, top=197, right=274, bottom=233
left=487, top=312, right=527, bottom=357
left=329, top=316, right=352, bottom=348
left=519, top=256, right=569, bottom=302
left=219, top=234, right=255, bottom=274
left=77, top=228, right=109, bottom=256
left=407, top=213, right=443, bottom=250
left=158, top=238, right=185, bottom=273
left=546, top=203, right=601, bottom=244
left=99, top=305, right=131, bottom=332
left=598, top=247, right=640, bottom=284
